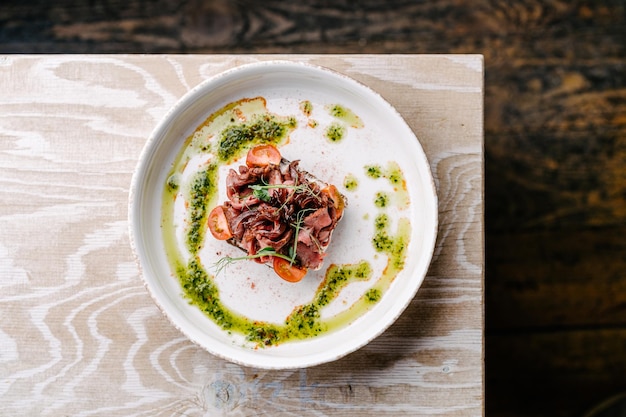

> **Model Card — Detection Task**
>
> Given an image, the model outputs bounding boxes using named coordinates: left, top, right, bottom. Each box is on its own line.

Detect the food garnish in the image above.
left=211, top=144, right=346, bottom=282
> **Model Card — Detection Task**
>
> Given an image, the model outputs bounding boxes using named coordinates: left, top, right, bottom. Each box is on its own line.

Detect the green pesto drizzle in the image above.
left=166, top=173, right=180, bottom=192
left=326, top=104, right=364, bottom=128
left=181, top=257, right=243, bottom=331
left=365, top=165, right=382, bottom=179
left=359, top=159, right=412, bottom=301
left=186, top=165, right=219, bottom=254
left=325, top=122, right=345, bottom=142
left=372, top=214, right=410, bottom=272
left=343, top=173, right=359, bottom=191
left=169, top=97, right=296, bottom=174
left=365, top=288, right=381, bottom=303
left=218, top=114, right=296, bottom=163
left=300, top=100, right=313, bottom=116
left=374, top=191, right=390, bottom=208
left=315, top=262, right=372, bottom=308
left=364, top=161, right=410, bottom=209
left=176, top=259, right=374, bottom=346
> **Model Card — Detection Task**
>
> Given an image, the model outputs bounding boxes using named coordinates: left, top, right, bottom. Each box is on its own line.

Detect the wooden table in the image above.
left=0, top=55, right=484, bottom=416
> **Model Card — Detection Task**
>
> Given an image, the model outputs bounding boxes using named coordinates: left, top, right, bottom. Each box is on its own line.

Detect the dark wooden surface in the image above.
left=2, top=1, right=625, bottom=416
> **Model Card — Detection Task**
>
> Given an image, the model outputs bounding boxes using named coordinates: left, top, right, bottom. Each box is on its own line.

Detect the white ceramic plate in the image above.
left=129, top=61, right=438, bottom=369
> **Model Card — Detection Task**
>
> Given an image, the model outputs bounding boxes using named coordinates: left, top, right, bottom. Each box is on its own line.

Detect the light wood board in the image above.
left=0, top=54, right=484, bottom=416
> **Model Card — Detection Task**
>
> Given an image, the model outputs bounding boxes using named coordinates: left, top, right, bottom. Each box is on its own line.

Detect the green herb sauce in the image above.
left=181, top=257, right=245, bottom=332
left=374, top=191, right=390, bottom=208
left=300, top=100, right=313, bottom=116
left=186, top=165, right=219, bottom=254
left=365, top=288, right=381, bottom=303
left=166, top=173, right=180, bottom=191
left=325, top=122, right=346, bottom=142
left=326, top=104, right=364, bottom=128
left=363, top=159, right=412, bottom=288
left=364, top=161, right=410, bottom=209
left=372, top=214, right=410, bottom=269
left=343, top=173, right=359, bottom=191
left=218, top=114, right=296, bottom=163
left=365, top=213, right=411, bottom=301
left=177, top=259, right=374, bottom=346
left=365, top=165, right=382, bottom=179
left=169, top=97, right=296, bottom=175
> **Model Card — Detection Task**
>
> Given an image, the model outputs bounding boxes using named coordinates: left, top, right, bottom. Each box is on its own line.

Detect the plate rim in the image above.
left=128, top=60, right=439, bottom=369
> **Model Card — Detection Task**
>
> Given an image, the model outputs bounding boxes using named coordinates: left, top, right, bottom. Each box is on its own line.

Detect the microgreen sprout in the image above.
left=212, top=246, right=293, bottom=276
left=249, top=182, right=320, bottom=203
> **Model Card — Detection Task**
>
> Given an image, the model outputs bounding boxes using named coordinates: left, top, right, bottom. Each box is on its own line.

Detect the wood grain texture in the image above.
left=1, top=0, right=624, bottom=416
left=0, top=55, right=484, bottom=416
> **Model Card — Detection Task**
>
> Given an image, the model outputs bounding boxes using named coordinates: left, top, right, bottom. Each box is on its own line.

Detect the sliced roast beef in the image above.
left=211, top=145, right=346, bottom=278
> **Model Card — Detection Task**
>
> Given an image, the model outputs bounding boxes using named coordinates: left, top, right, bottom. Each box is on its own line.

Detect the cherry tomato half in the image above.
left=322, top=184, right=345, bottom=218
left=207, top=205, right=233, bottom=240
left=273, top=257, right=307, bottom=283
left=246, top=144, right=282, bottom=167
